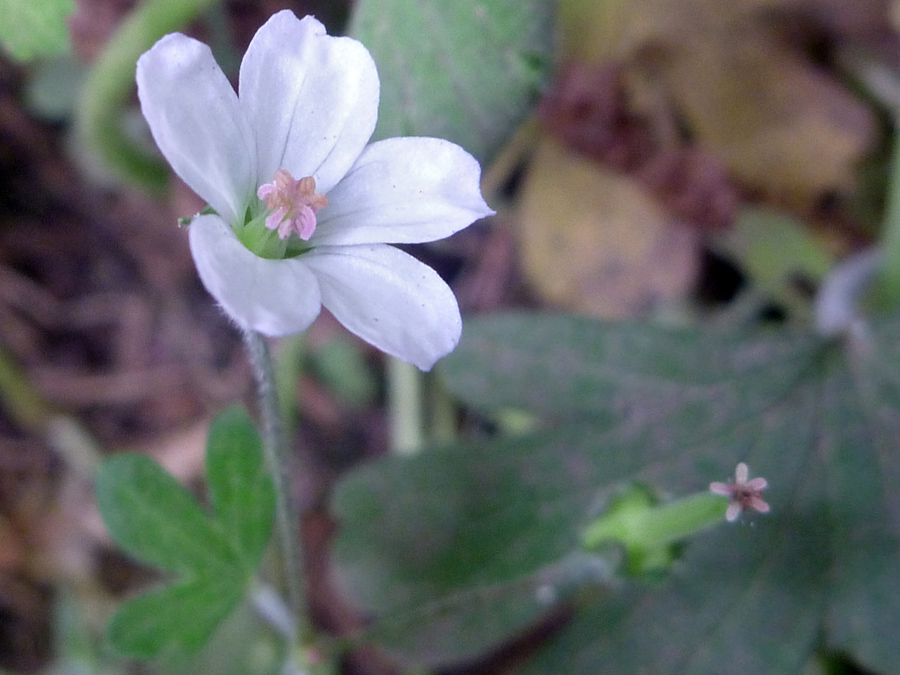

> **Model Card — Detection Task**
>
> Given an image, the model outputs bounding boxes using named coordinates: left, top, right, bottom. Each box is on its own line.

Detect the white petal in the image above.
left=313, top=138, right=495, bottom=246
left=239, top=12, right=379, bottom=194
left=302, top=245, right=462, bottom=370
left=137, top=34, right=256, bottom=226
left=189, top=215, right=322, bottom=336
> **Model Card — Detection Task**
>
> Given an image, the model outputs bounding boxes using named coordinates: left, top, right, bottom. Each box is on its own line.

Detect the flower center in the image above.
left=257, top=169, right=328, bottom=241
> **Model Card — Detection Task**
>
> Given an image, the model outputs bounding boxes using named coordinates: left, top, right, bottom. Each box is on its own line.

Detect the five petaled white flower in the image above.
left=709, top=462, right=770, bottom=522
left=136, top=10, right=493, bottom=370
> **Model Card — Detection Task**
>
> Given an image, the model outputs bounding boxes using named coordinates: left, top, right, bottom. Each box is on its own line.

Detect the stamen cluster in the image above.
left=258, top=170, right=328, bottom=240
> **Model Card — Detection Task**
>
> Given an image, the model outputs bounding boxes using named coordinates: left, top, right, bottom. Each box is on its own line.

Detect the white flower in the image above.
left=136, top=11, right=493, bottom=370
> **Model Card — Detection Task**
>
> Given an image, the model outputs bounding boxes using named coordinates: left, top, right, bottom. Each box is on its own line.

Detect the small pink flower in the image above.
left=710, top=462, right=770, bottom=522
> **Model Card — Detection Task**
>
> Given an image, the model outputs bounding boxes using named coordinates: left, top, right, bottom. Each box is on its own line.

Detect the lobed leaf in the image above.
left=97, top=407, right=277, bottom=658
left=334, top=313, right=900, bottom=673
left=95, top=454, right=237, bottom=575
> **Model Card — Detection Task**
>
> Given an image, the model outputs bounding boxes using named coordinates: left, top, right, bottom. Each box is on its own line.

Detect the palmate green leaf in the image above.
left=0, top=0, right=74, bottom=61
left=206, top=406, right=275, bottom=571
left=95, top=454, right=238, bottom=575
left=332, top=313, right=900, bottom=673
left=348, top=0, right=554, bottom=164
left=514, top=333, right=900, bottom=675
left=95, top=407, right=275, bottom=658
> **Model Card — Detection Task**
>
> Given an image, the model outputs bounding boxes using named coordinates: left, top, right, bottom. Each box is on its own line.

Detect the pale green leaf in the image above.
left=0, top=0, right=74, bottom=61
left=349, top=0, right=555, bottom=163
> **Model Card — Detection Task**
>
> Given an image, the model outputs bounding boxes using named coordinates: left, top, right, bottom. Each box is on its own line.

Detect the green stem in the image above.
left=387, top=357, right=424, bottom=455
left=75, top=0, right=222, bottom=190
left=243, top=331, right=306, bottom=645
left=879, top=126, right=900, bottom=309
left=583, top=492, right=726, bottom=553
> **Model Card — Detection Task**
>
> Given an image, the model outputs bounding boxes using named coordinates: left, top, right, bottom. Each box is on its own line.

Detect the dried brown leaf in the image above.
left=557, top=0, right=881, bottom=205
left=518, top=136, right=699, bottom=318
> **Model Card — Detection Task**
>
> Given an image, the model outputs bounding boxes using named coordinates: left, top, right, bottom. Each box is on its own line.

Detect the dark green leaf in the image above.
left=95, top=454, right=237, bottom=575
left=334, top=313, right=900, bottom=673
left=333, top=424, right=620, bottom=665
left=107, top=577, right=244, bottom=659
left=205, top=406, right=275, bottom=571
left=351, top=552, right=616, bottom=665
left=333, top=423, right=625, bottom=609
left=440, top=313, right=820, bottom=426
left=517, top=377, right=829, bottom=674
left=349, top=0, right=554, bottom=164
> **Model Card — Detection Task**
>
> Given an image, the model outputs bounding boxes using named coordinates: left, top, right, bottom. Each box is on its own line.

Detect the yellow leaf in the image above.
left=663, top=30, right=876, bottom=204
left=518, top=136, right=699, bottom=318
left=557, top=0, right=878, bottom=205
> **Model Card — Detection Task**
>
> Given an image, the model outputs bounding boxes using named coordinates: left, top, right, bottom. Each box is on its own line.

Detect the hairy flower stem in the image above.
left=243, top=331, right=306, bottom=645
left=880, top=126, right=900, bottom=309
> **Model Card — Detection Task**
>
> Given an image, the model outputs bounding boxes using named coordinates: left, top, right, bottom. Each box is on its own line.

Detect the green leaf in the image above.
left=96, top=407, right=276, bottom=658
left=332, top=422, right=613, bottom=662
left=358, top=556, right=606, bottom=665
left=349, top=0, right=555, bottom=164
left=723, top=208, right=832, bottom=290
left=206, top=406, right=275, bottom=571
left=0, top=0, right=74, bottom=61
left=95, top=454, right=238, bottom=575
left=160, top=595, right=285, bottom=675
left=440, top=312, right=820, bottom=431
left=333, top=313, right=900, bottom=673
left=107, top=577, right=245, bottom=659
left=514, top=330, right=900, bottom=675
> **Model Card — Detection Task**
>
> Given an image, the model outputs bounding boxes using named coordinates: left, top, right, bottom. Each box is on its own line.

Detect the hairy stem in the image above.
left=243, top=331, right=306, bottom=643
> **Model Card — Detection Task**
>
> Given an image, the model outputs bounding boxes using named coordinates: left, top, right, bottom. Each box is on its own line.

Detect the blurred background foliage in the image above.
left=2, top=0, right=900, bottom=674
